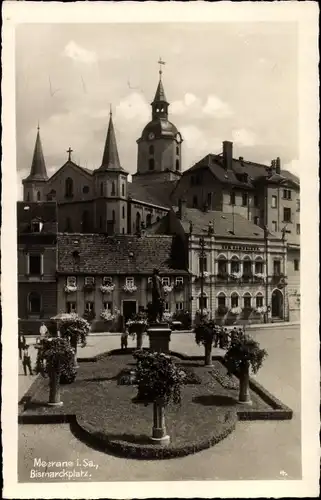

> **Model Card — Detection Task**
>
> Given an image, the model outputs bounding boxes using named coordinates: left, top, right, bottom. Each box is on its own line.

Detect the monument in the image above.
left=147, top=268, right=172, bottom=353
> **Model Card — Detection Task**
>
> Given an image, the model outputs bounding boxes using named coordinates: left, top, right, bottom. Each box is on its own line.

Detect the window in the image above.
left=85, top=276, right=95, bottom=285
left=176, top=146, right=179, bottom=155
left=85, top=301, right=94, bottom=312
left=296, top=199, right=300, bottom=212
left=31, top=220, right=43, bottom=232
left=255, top=260, right=263, bottom=274
left=65, top=177, right=73, bottom=198
left=164, top=302, right=170, bottom=311
left=294, top=259, right=300, bottom=271
left=231, top=293, right=239, bottom=308
left=296, top=224, right=300, bottom=235
left=218, top=257, right=227, bottom=275
left=162, top=277, right=170, bottom=286
left=149, top=145, right=154, bottom=155
left=126, top=277, right=134, bottom=287
left=273, top=260, right=281, bottom=275
left=176, top=159, right=180, bottom=171
left=256, top=294, right=263, bottom=308
left=103, top=276, right=112, bottom=285
left=175, top=277, right=183, bottom=285
left=242, top=193, right=248, bottom=206
left=199, top=294, right=208, bottom=310
left=36, top=191, right=41, bottom=201
left=230, top=258, right=240, bottom=273
left=66, top=302, right=77, bottom=314
left=283, top=189, right=292, bottom=200
left=283, top=207, right=291, bottom=222
left=27, top=192, right=30, bottom=202
left=147, top=277, right=153, bottom=284
left=28, top=292, right=41, bottom=314
left=100, top=183, right=104, bottom=196
left=243, top=294, right=252, bottom=309
left=254, top=216, right=259, bottom=225
left=149, top=158, right=154, bottom=171
left=230, top=192, right=236, bottom=205
left=176, top=302, right=184, bottom=310
left=112, top=210, right=115, bottom=221
left=65, top=217, right=72, bottom=232
left=192, top=195, right=198, bottom=208
left=83, top=185, right=90, bottom=194
left=199, top=256, right=208, bottom=274
left=271, top=195, right=277, bottom=208
left=207, top=192, right=212, bottom=208
left=122, top=206, right=126, bottom=219
left=253, top=195, right=258, bottom=207
left=103, top=301, right=112, bottom=311
left=217, top=293, right=226, bottom=307
left=29, top=254, right=41, bottom=275
left=146, top=213, right=152, bottom=226
left=122, top=184, right=125, bottom=196
left=67, top=276, right=77, bottom=286
left=272, top=221, right=278, bottom=232
left=111, top=182, right=116, bottom=196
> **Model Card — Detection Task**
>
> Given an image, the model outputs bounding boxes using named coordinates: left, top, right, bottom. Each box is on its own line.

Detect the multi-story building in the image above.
left=17, top=201, right=58, bottom=334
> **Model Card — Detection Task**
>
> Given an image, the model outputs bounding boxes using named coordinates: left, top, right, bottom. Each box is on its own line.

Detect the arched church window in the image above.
left=28, top=292, right=41, bottom=315
left=176, top=146, right=179, bottom=155
left=65, top=177, right=73, bottom=198
left=36, top=191, right=41, bottom=201
left=122, top=206, right=125, bottom=219
left=146, top=213, right=152, bottom=227
left=149, top=158, right=154, bottom=171
left=100, top=183, right=104, bottom=196
left=27, top=192, right=30, bottom=202
left=149, top=145, right=154, bottom=155
left=176, top=160, right=180, bottom=171
left=111, top=182, right=116, bottom=196
left=121, top=184, right=125, bottom=197
left=135, top=212, right=141, bottom=232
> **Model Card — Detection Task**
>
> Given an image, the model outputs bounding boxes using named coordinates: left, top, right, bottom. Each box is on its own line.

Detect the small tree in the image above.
left=36, top=338, right=75, bottom=405
left=59, top=314, right=90, bottom=367
left=133, top=351, right=185, bottom=443
left=224, top=334, right=267, bottom=404
left=194, top=318, right=216, bottom=366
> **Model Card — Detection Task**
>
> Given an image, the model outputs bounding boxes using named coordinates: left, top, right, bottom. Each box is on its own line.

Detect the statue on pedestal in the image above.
left=150, top=268, right=165, bottom=323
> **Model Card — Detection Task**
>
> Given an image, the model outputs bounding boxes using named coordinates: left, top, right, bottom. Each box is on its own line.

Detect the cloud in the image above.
left=232, top=128, right=257, bottom=147
left=202, top=95, right=233, bottom=118
left=171, top=93, right=201, bottom=116
left=284, top=159, right=300, bottom=177
left=115, top=92, right=150, bottom=123
left=63, top=41, right=97, bottom=64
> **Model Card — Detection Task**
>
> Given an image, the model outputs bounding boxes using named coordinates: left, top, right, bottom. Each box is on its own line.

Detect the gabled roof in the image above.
left=23, top=128, right=48, bottom=182
left=129, top=180, right=175, bottom=209
left=57, top=233, right=188, bottom=274
left=179, top=208, right=270, bottom=240
left=47, top=160, right=93, bottom=183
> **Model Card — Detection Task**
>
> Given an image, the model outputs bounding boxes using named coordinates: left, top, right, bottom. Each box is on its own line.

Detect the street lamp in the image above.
left=199, top=236, right=205, bottom=318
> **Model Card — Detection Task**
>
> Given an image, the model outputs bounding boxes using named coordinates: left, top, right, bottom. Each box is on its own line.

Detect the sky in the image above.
left=15, top=22, right=298, bottom=198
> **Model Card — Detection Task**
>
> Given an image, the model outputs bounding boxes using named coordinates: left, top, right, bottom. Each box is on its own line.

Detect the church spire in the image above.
left=26, top=125, right=48, bottom=181
left=151, top=58, right=169, bottom=120
left=99, top=108, right=124, bottom=171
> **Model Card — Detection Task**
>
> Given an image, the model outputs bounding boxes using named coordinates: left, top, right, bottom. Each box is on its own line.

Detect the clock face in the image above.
left=148, top=132, right=155, bottom=140
left=176, top=133, right=181, bottom=143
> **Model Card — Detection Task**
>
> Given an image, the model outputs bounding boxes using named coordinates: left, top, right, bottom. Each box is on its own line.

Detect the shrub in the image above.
left=59, top=314, right=90, bottom=346
left=36, top=337, right=76, bottom=380
left=194, top=318, right=216, bottom=346
left=133, top=351, right=185, bottom=406
left=224, top=334, right=268, bottom=375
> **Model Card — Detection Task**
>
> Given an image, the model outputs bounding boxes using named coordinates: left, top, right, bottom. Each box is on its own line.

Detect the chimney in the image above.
left=275, top=157, right=281, bottom=174
left=178, top=198, right=186, bottom=219
left=223, top=141, right=233, bottom=171
left=271, top=159, right=276, bottom=172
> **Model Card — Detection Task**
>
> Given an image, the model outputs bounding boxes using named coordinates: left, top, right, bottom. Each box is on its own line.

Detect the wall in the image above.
left=129, top=201, right=168, bottom=234
left=137, top=137, right=180, bottom=176
left=47, top=163, right=94, bottom=203
left=266, top=184, right=300, bottom=245
left=286, top=247, right=300, bottom=321
left=172, top=167, right=223, bottom=211
left=58, top=201, right=95, bottom=233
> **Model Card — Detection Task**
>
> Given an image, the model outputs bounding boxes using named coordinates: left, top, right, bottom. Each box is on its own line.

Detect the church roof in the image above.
left=129, top=180, right=175, bottom=208
left=23, top=128, right=48, bottom=182
left=140, top=119, right=178, bottom=141
left=97, top=112, right=127, bottom=173
left=153, top=79, right=168, bottom=103
left=57, top=233, right=188, bottom=275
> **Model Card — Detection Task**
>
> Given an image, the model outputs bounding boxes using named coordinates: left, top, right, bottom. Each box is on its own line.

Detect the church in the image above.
left=22, top=66, right=182, bottom=235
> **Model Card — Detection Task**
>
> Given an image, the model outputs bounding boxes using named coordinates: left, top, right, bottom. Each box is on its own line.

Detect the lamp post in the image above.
left=199, top=236, right=205, bottom=317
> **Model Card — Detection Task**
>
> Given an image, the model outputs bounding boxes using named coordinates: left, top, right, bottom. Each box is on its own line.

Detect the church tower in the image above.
left=94, top=109, right=129, bottom=234
left=135, top=59, right=183, bottom=184
left=22, top=126, right=48, bottom=202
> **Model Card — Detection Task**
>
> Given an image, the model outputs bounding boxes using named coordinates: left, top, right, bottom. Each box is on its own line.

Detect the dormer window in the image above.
left=31, top=220, right=43, bottom=232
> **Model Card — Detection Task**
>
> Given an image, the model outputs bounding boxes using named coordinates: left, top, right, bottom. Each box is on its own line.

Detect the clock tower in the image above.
left=134, top=59, right=183, bottom=183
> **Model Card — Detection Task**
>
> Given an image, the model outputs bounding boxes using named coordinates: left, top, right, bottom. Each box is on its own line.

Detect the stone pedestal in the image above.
left=150, top=402, right=170, bottom=445
left=147, top=323, right=172, bottom=353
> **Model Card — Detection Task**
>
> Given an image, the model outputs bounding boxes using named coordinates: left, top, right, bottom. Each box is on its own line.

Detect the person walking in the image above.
left=22, top=345, right=33, bottom=375
left=18, top=334, right=26, bottom=359
left=121, top=330, right=128, bottom=350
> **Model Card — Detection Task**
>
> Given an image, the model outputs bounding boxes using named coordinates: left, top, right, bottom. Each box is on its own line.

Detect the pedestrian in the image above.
left=214, top=326, right=219, bottom=348
left=222, top=328, right=229, bottom=349
left=230, top=327, right=238, bottom=345
left=121, top=330, right=128, bottom=350
left=22, top=345, right=33, bottom=375
left=39, top=322, right=48, bottom=340
left=18, top=334, right=26, bottom=359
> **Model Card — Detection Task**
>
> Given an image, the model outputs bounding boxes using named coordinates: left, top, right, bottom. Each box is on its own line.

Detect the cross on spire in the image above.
left=67, top=147, right=73, bottom=161
left=158, top=57, right=166, bottom=78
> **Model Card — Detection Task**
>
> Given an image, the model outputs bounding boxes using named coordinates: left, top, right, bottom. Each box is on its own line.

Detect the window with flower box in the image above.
left=175, top=302, right=184, bottom=310
left=103, top=301, right=112, bottom=311
left=126, top=277, right=134, bottom=287
left=256, top=295, right=263, bottom=308
left=85, top=302, right=94, bottom=312
left=103, top=276, right=113, bottom=285
left=85, top=276, right=95, bottom=286
left=164, top=302, right=170, bottom=311
left=162, top=277, right=170, bottom=286
left=231, top=293, right=239, bottom=308
left=67, top=276, right=77, bottom=287
left=175, top=277, right=183, bottom=285
left=66, top=302, right=77, bottom=313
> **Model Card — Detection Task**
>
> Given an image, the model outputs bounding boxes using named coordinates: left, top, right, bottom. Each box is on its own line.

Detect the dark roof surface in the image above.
left=17, top=201, right=58, bottom=233
left=179, top=208, right=270, bottom=239
left=153, top=79, right=168, bottom=103
left=23, top=129, right=48, bottom=182
left=97, top=113, right=127, bottom=173
left=57, top=233, right=188, bottom=274
left=140, top=119, right=178, bottom=140
left=129, top=180, right=175, bottom=208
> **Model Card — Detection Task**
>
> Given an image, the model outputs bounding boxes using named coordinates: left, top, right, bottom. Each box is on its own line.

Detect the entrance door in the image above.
left=123, top=300, right=137, bottom=323
left=271, top=289, right=283, bottom=318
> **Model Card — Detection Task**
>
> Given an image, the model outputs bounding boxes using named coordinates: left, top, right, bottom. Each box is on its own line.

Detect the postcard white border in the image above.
left=2, top=2, right=320, bottom=498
